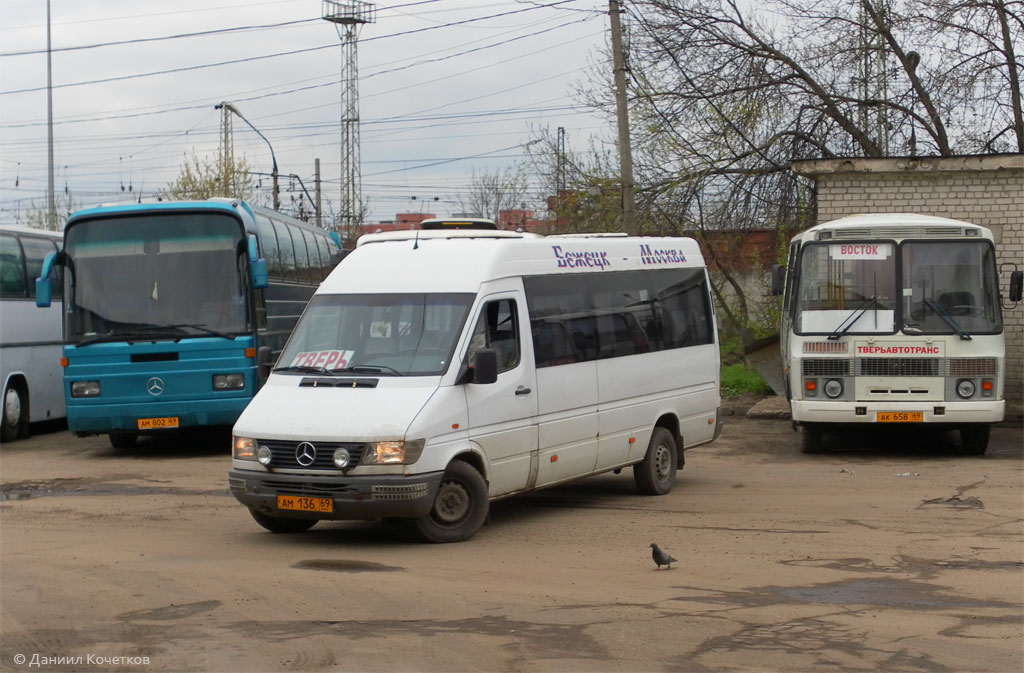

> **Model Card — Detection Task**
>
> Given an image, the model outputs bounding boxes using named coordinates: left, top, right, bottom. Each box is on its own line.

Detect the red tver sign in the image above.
left=290, top=350, right=355, bottom=369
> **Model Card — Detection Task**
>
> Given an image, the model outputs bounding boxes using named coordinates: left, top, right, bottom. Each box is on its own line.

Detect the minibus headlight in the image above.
left=823, top=379, right=843, bottom=399
left=233, top=436, right=257, bottom=459
left=956, top=379, right=976, bottom=399
left=257, top=446, right=273, bottom=466
left=213, top=373, right=245, bottom=390
left=71, top=380, right=101, bottom=397
left=363, top=439, right=425, bottom=465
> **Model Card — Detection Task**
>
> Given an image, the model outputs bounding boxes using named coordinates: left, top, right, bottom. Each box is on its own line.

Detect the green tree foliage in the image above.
left=161, top=151, right=256, bottom=202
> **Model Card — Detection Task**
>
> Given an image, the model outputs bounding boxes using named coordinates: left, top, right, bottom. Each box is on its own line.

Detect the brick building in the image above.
left=791, top=154, right=1024, bottom=406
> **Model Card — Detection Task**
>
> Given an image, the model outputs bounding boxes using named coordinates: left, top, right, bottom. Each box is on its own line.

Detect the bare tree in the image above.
left=161, top=151, right=256, bottom=203
left=458, top=166, right=531, bottom=225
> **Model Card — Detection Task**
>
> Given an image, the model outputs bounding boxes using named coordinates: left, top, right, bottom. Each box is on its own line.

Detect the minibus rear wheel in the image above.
left=249, top=509, right=318, bottom=533
left=415, top=460, right=489, bottom=543
left=634, top=427, right=677, bottom=495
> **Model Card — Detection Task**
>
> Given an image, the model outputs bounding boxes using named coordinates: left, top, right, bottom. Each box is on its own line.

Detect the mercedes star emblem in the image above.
left=146, top=377, right=165, bottom=396
left=295, top=442, right=317, bottom=467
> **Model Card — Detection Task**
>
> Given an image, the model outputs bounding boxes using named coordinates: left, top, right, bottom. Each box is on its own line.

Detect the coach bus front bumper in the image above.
left=790, top=399, right=1005, bottom=425
left=227, top=469, right=444, bottom=520
left=66, top=397, right=251, bottom=434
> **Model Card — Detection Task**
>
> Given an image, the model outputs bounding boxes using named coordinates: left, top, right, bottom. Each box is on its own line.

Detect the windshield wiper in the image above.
left=136, top=323, right=236, bottom=340
left=826, top=296, right=879, bottom=341
left=274, top=365, right=332, bottom=374
left=330, top=365, right=404, bottom=377
left=923, top=298, right=972, bottom=340
left=74, top=332, right=132, bottom=347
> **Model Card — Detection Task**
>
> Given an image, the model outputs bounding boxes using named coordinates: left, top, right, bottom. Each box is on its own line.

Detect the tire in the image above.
left=633, top=427, right=678, bottom=495
left=960, top=425, right=990, bottom=456
left=799, top=424, right=823, bottom=454
left=109, top=432, right=138, bottom=449
left=249, top=509, right=318, bottom=533
left=2, top=382, right=27, bottom=442
left=415, top=460, right=489, bottom=543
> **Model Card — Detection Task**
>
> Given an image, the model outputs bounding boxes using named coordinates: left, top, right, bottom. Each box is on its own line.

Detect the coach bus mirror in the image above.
left=35, top=250, right=59, bottom=307
left=1010, top=270, right=1023, bottom=302
left=328, top=231, right=342, bottom=249
left=247, top=235, right=268, bottom=290
left=769, top=264, right=785, bottom=296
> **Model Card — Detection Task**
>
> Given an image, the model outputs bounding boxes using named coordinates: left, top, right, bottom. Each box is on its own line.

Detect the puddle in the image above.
left=920, top=495, right=984, bottom=509
left=775, top=578, right=995, bottom=608
left=1, top=477, right=226, bottom=501
left=118, top=600, right=222, bottom=621
left=292, top=559, right=403, bottom=573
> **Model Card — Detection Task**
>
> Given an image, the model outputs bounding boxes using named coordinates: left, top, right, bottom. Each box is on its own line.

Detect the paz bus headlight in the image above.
left=956, top=379, right=976, bottom=399
left=823, top=379, right=843, bottom=399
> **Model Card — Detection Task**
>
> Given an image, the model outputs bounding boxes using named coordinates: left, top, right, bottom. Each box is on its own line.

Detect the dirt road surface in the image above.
left=1, top=407, right=1021, bottom=673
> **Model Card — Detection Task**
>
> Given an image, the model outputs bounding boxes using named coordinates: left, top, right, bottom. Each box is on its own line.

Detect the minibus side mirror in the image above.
left=469, top=349, right=498, bottom=385
left=257, top=346, right=274, bottom=384
left=35, top=250, right=60, bottom=308
left=247, top=235, right=268, bottom=289
left=769, top=264, right=785, bottom=296
left=1010, top=270, right=1023, bottom=302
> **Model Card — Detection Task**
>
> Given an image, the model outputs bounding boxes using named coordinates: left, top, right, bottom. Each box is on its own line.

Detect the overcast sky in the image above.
left=0, top=0, right=613, bottom=226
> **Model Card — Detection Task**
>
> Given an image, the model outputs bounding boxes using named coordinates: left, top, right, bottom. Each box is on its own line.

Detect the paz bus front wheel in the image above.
left=960, top=425, right=990, bottom=456
left=799, top=424, right=823, bottom=453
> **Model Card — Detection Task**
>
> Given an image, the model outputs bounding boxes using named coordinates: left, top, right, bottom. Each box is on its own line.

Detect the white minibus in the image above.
left=771, top=213, right=1023, bottom=454
left=229, top=230, right=722, bottom=542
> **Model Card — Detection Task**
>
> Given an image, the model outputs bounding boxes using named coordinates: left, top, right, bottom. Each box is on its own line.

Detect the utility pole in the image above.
left=609, top=0, right=637, bottom=235
left=219, top=104, right=234, bottom=196
left=315, top=158, right=323, bottom=229
left=46, top=0, right=56, bottom=230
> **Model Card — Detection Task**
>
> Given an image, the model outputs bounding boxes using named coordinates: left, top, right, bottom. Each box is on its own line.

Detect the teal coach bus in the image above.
left=36, top=198, right=345, bottom=448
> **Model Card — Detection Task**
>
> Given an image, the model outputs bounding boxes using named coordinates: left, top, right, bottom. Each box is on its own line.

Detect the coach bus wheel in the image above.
left=249, top=509, right=318, bottom=533
left=415, top=460, right=489, bottom=543
left=634, top=427, right=678, bottom=495
left=2, top=381, right=26, bottom=442
left=109, top=432, right=138, bottom=449
left=799, top=424, right=823, bottom=453
left=960, top=425, right=990, bottom=456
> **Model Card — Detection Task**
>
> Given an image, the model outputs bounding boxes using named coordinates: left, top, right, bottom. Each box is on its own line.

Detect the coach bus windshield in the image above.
left=902, top=240, right=1001, bottom=335
left=63, top=213, right=250, bottom=343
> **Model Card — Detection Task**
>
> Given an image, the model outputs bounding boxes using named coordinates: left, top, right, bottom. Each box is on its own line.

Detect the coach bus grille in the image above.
left=802, top=359, right=852, bottom=376
left=857, top=358, right=939, bottom=377
left=257, top=439, right=367, bottom=470
left=947, top=358, right=996, bottom=377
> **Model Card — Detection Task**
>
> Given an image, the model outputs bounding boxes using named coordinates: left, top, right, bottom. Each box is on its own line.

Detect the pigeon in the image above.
left=650, top=543, right=677, bottom=570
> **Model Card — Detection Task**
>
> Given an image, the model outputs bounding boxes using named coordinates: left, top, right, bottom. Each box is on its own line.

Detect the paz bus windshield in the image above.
left=63, top=213, right=250, bottom=343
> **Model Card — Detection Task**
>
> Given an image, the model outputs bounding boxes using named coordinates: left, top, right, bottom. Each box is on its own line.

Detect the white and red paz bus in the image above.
left=772, top=213, right=1022, bottom=454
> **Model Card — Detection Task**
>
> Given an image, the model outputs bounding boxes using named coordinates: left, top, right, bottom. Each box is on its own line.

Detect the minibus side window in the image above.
left=467, top=299, right=520, bottom=373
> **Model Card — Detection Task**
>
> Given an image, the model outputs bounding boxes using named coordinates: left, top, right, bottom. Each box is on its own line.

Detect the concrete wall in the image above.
left=791, top=154, right=1024, bottom=406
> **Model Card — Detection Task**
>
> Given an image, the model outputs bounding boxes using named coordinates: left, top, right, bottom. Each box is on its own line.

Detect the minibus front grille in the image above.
left=947, top=358, right=996, bottom=377
left=802, top=358, right=851, bottom=376
left=258, top=480, right=356, bottom=497
left=858, top=358, right=939, bottom=377
left=257, top=439, right=367, bottom=470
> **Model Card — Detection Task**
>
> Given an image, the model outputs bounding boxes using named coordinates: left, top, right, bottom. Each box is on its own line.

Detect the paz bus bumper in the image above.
left=790, top=399, right=1005, bottom=425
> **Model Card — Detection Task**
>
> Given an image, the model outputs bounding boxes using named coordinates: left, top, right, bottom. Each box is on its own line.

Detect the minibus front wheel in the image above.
left=634, top=427, right=677, bottom=495
left=415, top=460, right=489, bottom=543
left=249, top=509, right=318, bottom=534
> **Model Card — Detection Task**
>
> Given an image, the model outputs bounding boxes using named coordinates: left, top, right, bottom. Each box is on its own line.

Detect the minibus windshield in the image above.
left=277, top=293, right=475, bottom=376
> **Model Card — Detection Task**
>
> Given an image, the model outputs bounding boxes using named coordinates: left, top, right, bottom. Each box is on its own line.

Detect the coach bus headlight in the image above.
left=233, top=436, right=257, bottom=460
left=823, top=379, right=843, bottom=399
left=363, top=439, right=425, bottom=465
left=956, top=379, right=976, bottom=399
left=213, top=373, right=245, bottom=390
left=71, top=380, right=101, bottom=397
